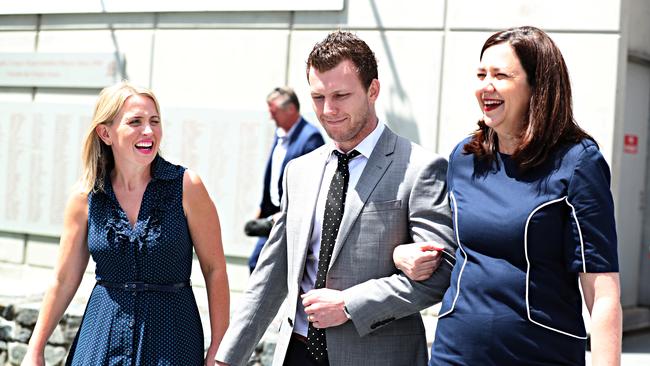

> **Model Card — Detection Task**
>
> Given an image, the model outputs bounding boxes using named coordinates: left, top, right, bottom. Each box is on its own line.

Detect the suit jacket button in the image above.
left=287, top=318, right=293, bottom=327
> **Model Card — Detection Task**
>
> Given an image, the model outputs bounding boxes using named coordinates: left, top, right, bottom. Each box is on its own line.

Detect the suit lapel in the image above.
left=328, top=128, right=397, bottom=269
left=294, top=148, right=328, bottom=266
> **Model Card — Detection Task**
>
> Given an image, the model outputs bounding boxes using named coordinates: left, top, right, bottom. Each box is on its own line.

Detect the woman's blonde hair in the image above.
left=79, top=81, right=161, bottom=193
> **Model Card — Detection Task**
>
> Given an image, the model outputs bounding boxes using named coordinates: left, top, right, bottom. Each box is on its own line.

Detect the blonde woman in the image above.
left=22, top=82, right=229, bottom=366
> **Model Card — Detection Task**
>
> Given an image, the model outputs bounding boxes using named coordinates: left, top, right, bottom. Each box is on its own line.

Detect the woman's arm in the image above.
left=579, top=272, right=622, bottom=366
left=183, top=170, right=230, bottom=366
left=392, top=242, right=444, bottom=281
left=23, top=191, right=90, bottom=365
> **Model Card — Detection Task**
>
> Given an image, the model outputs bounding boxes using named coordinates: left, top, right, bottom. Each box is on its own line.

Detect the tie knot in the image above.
left=333, top=149, right=360, bottom=164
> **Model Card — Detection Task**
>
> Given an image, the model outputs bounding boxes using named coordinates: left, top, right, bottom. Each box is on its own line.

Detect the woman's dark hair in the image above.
left=464, top=26, right=594, bottom=170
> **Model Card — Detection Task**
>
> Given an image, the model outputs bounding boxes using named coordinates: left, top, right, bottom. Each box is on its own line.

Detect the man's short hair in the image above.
left=306, top=30, right=378, bottom=90
left=267, top=86, right=300, bottom=111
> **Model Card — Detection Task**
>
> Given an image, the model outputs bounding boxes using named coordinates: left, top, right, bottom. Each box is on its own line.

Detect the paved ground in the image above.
left=2, top=262, right=649, bottom=364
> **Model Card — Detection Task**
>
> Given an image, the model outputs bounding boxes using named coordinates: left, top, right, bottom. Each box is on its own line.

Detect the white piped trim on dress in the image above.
left=524, top=196, right=588, bottom=339
left=438, top=192, right=467, bottom=318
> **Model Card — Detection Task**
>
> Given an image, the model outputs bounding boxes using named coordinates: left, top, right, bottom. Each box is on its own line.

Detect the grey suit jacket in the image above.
left=216, top=127, right=456, bottom=366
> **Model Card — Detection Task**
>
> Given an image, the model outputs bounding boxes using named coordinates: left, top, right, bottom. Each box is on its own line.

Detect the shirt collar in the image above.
left=100, top=155, right=181, bottom=196
left=150, top=155, right=184, bottom=181
left=276, top=116, right=302, bottom=140
left=327, top=120, right=385, bottom=161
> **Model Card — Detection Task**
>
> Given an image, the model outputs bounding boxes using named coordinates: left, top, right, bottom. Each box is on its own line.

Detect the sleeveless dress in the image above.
left=66, top=156, right=204, bottom=366
left=430, top=138, right=618, bottom=366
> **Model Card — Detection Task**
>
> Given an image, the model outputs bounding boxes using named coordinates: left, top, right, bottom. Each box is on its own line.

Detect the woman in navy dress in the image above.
left=394, top=26, right=621, bottom=365
left=23, top=82, right=230, bottom=365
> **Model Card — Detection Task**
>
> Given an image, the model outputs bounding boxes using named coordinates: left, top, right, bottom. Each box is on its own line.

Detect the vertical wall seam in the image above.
left=284, top=11, right=295, bottom=86
left=148, top=13, right=158, bottom=89
left=32, top=14, right=42, bottom=101
left=434, top=0, right=449, bottom=154
left=22, top=233, right=28, bottom=264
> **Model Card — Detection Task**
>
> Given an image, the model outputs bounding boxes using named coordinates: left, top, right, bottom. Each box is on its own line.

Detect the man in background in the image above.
left=247, top=86, right=324, bottom=272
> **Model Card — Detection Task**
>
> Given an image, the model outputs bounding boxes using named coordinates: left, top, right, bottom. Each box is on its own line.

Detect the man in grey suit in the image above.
left=216, top=31, right=456, bottom=366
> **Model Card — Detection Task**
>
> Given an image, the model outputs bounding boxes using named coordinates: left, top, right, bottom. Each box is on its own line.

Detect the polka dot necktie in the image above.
left=307, top=149, right=360, bottom=362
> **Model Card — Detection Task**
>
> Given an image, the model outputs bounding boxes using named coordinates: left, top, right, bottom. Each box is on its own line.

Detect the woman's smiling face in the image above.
left=475, top=42, right=532, bottom=138
left=97, top=94, right=162, bottom=168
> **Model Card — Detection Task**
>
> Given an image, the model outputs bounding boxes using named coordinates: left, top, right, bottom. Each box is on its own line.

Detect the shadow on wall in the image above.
left=385, top=89, right=420, bottom=144
left=370, top=0, right=421, bottom=144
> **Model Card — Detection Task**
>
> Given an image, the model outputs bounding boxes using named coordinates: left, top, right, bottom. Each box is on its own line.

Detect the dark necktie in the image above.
left=307, top=149, right=360, bottom=362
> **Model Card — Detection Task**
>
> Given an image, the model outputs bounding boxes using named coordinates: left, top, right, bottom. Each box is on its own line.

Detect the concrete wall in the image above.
left=627, top=0, right=650, bottom=59
left=1, top=0, right=642, bottom=297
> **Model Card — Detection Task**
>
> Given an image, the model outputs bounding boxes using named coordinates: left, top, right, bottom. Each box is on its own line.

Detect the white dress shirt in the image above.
left=294, top=121, right=386, bottom=337
left=270, top=118, right=301, bottom=207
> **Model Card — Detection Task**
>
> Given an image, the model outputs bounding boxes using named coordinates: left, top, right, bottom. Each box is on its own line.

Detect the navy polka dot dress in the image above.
left=66, top=156, right=204, bottom=366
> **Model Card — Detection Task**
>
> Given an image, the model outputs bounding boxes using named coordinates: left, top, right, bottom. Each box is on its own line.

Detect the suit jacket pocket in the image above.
left=363, top=199, right=402, bottom=213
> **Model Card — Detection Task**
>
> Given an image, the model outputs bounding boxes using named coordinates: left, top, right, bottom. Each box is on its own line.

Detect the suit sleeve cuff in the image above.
left=341, top=285, right=384, bottom=337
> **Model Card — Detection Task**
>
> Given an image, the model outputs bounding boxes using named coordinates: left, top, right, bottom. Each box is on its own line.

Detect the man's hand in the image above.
left=393, top=242, right=444, bottom=281
left=302, top=288, right=349, bottom=328
left=215, top=362, right=228, bottom=366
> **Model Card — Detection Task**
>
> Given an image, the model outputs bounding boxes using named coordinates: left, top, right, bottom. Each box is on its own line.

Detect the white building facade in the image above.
left=1, top=0, right=649, bottom=328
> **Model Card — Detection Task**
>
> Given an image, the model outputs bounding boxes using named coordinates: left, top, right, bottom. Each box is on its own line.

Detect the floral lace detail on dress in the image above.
left=102, top=155, right=180, bottom=255
left=104, top=209, right=131, bottom=254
